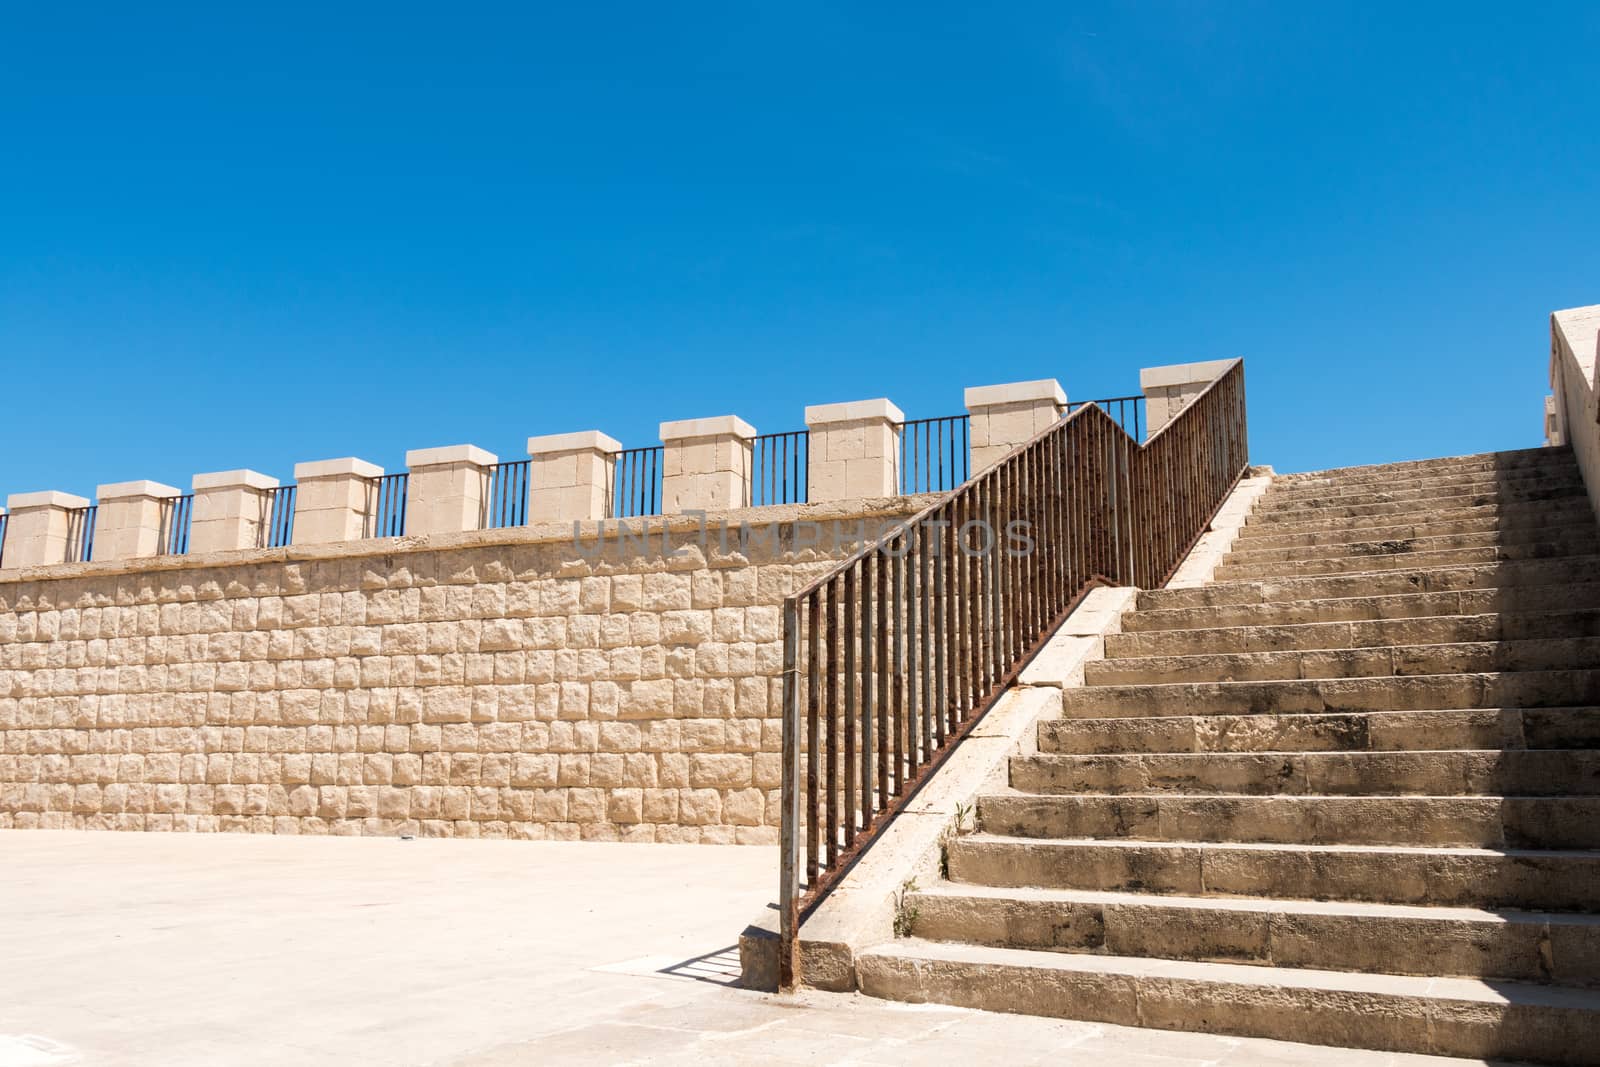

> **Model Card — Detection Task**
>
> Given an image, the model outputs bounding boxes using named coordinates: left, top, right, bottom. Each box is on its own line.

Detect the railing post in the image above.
left=1139, top=359, right=1237, bottom=437
left=190, top=470, right=279, bottom=554
left=804, top=399, right=903, bottom=502
left=964, top=379, right=1067, bottom=473
left=659, top=415, right=756, bottom=513
left=404, top=445, right=496, bottom=536
left=91, top=481, right=183, bottom=562
left=527, top=431, right=621, bottom=522
left=0, top=491, right=89, bottom=568
left=778, top=594, right=801, bottom=991
left=291, top=458, right=383, bottom=544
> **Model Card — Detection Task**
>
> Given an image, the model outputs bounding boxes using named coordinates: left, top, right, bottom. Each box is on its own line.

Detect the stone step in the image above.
left=856, top=938, right=1600, bottom=1063
left=978, top=791, right=1600, bottom=848
left=1136, top=556, right=1600, bottom=613
left=1008, top=750, right=1600, bottom=799
left=1226, top=521, right=1600, bottom=565
left=1261, top=467, right=1586, bottom=507
left=1256, top=481, right=1589, bottom=524
left=1105, top=610, right=1600, bottom=659
left=1233, top=511, right=1598, bottom=551
left=1273, top=445, right=1567, bottom=484
left=1249, top=481, right=1589, bottom=523
left=1058, top=670, right=1600, bottom=718
left=1038, top=707, right=1600, bottom=755
left=1234, top=498, right=1594, bottom=540
left=1215, top=540, right=1594, bottom=581
left=1124, top=582, right=1600, bottom=633
left=905, top=884, right=1600, bottom=987
left=1083, top=637, right=1600, bottom=687
left=944, top=834, right=1600, bottom=911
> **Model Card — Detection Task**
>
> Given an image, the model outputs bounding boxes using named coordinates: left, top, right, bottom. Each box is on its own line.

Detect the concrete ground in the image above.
left=0, top=831, right=1493, bottom=1067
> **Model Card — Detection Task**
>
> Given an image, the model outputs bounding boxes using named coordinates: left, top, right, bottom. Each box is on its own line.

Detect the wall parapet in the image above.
left=1550, top=305, right=1600, bottom=525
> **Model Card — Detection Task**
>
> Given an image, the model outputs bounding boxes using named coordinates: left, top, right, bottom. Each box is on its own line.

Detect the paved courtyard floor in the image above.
left=0, top=831, right=1493, bottom=1067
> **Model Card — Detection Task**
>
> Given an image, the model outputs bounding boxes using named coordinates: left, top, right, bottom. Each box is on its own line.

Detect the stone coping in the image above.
left=95, top=480, right=183, bottom=500
left=294, top=457, right=384, bottom=480
left=526, top=431, right=623, bottom=455
left=804, top=398, right=904, bottom=425
left=6, top=490, right=91, bottom=510
left=404, top=444, right=497, bottom=468
left=659, top=415, right=757, bottom=442
left=0, top=493, right=941, bottom=585
left=963, top=379, right=1065, bottom=409
left=1138, top=357, right=1240, bottom=391
left=192, top=469, right=280, bottom=492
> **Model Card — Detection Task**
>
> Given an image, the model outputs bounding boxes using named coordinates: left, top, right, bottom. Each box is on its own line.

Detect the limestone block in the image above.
left=191, top=470, right=280, bottom=553
left=526, top=431, right=621, bottom=523
left=964, top=379, right=1066, bottom=473
left=90, top=481, right=184, bottom=562
left=405, top=445, right=496, bottom=536
left=292, top=458, right=382, bottom=545
left=1139, top=359, right=1237, bottom=437
left=804, top=398, right=904, bottom=502
left=3, top=490, right=92, bottom=568
left=660, top=415, right=755, bottom=512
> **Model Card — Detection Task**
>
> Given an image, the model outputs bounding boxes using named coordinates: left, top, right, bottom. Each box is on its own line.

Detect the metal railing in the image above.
left=486, top=459, right=530, bottom=529
left=367, top=473, right=408, bottom=538
left=776, top=361, right=1247, bottom=987
left=65, top=505, right=97, bottom=564
left=0, top=511, right=8, bottom=568
left=899, top=415, right=970, bottom=495
left=609, top=446, right=663, bottom=519
left=265, top=485, right=296, bottom=548
left=1069, top=394, right=1144, bottom=441
left=159, top=494, right=193, bottom=555
left=750, top=431, right=809, bottom=507
left=897, top=397, right=1146, bottom=497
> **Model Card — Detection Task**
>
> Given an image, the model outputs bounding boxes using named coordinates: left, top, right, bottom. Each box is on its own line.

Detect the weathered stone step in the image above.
left=1008, top=750, right=1600, bottom=799
left=1124, top=582, right=1600, bottom=633
left=1234, top=498, right=1594, bottom=540
left=856, top=938, right=1600, bottom=1063
left=980, top=790, right=1600, bottom=848
left=945, top=834, right=1600, bottom=911
left=1273, top=445, right=1569, bottom=485
left=1137, top=556, right=1600, bottom=613
left=1261, top=467, right=1585, bottom=507
left=1216, top=540, right=1595, bottom=581
left=1256, top=481, right=1589, bottom=523
left=1227, top=522, right=1600, bottom=565
left=1083, top=637, right=1600, bottom=687
left=1058, top=670, right=1600, bottom=718
left=1105, top=610, right=1600, bottom=659
left=906, top=884, right=1600, bottom=986
left=1234, top=511, right=1598, bottom=551
left=1249, top=483, right=1589, bottom=525
left=1038, top=707, right=1600, bottom=755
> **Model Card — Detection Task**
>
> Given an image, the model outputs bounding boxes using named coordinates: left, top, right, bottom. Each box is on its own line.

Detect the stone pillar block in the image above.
left=190, top=470, right=279, bottom=554
left=804, top=398, right=904, bottom=501
left=93, top=480, right=184, bottom=561
left=964, top=379, right=1067, bottom=472
left=404, top=445, right=496, bottom=536
left=660, top=416, right=756, bottom=513
left=292, top=458, right=382, bottom=545
left=2, top=491, right=91, bottom=568
left=1139, top=359, right=1236, bottom=437
left=527, top=431, right=621, bottom=523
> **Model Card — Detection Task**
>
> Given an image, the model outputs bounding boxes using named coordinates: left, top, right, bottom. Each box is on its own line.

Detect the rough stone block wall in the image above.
left=0, top=500, right=920, bottom=843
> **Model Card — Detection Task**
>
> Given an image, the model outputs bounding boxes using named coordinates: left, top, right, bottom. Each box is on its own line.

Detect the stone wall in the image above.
left=1551, top=305, right=1600, bottom=526
left=0, top=499, right=924, bottom=842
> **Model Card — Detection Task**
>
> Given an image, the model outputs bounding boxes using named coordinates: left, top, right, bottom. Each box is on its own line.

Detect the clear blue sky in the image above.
left=3, top=3, right=1598, bottom=497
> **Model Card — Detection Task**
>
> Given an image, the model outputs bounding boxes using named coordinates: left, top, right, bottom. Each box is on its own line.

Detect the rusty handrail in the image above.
left=777, top=360, right=1248, bottom=988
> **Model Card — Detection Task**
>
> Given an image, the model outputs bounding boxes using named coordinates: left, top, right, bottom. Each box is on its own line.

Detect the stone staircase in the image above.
left=857, top=446, right=1600, bottom=1062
